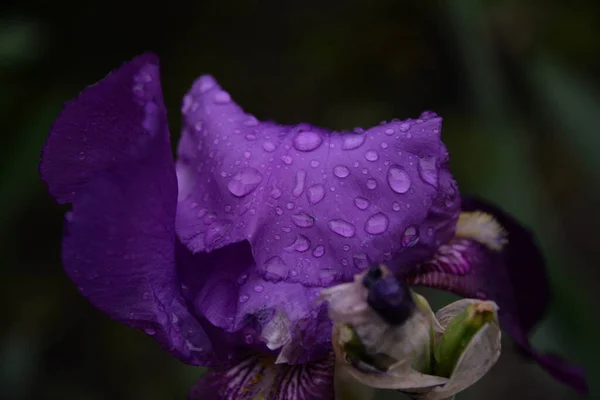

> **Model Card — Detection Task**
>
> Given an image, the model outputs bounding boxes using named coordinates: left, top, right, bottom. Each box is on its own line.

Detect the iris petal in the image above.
left=40, top=54, right=211, bottom=364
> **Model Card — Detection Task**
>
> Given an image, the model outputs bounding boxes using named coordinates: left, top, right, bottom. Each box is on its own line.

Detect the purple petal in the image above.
left=175, top=76, right=459, bottom=287
left=189, top=353, right=335, bottom=400
left=177, top=240, right=332, bottom=364
left=40, top=54, right=211, bottom=364
left=407, top=196, right=587, bottom=393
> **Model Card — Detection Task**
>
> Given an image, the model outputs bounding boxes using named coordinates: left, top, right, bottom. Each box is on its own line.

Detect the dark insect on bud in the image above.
left=366, top=275, right=415, bottom=326
left=362, top=264, right=383, bottom=289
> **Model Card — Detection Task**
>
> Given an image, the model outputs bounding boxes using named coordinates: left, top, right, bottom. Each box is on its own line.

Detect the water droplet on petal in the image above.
left=281, top=155, right=293, bottom=165
left=245, top=133, right=256, bottom=141
left=228, top=167, right=263, bottom=197
left=384, top=128, right=395, bottom=135
left=239, top=295, right=249, bottom=303
left=392, top=201, right=401, bottom=211
left=292, top=170, right=306, bottom=197
left=213, top=90, right=231, bottom=104
left=307, top=184, right=325, bottom=204
left=281, top=226, right=292, bottom=233
left=204, top=221, right=232, bottom=246
left=293, top=131, right=322, bottom=151
left=418, top=156, right=438, bottom=187
left=197, top=76, right=216, bottom=93
left=387, top=166, right=411, bottom=194
left=402, top=226, right=420, bottom=247
left=399, top=122, right=411, bottom=132
left=312, top=245, right=325, bottom=258
left=263, top=141, right=276, bottom=152
left=354, top=197, right=370, bottom=210
left=366, top=179, right=377, bottom=189
left=285, top=235, right=311, bottom=252
left=263, top=256, right=287, bottom=282
left=342, top=134, right=365, bottom=150
left=352, top=253, right=370, bottom=270
left=364, top=213, right=389, bottom=235
left=275, top=207, right=283, bottom=215
left=291, top=212, right=315, bottom=228
left=328, top=219, right=356, bottom=238
left=237, top=273, right=248, bottom=285
left=254, top=285, right=264, bottom=293
left=333, top=165, right=350, bottom=178
left=310, top=160, right=320, bottom=168
left=243, top=151, right=251, bottom=159
left=145, top=327, right=156, bottom=335
left=380, top=142, right=388, bottom=149
left=271, top=186, right=282, bottom=199
left=365, top=150, right=379, bottom=162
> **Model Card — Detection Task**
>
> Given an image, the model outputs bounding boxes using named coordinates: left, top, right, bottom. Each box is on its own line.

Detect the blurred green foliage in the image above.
left=1, top=0, right=598, bottom=399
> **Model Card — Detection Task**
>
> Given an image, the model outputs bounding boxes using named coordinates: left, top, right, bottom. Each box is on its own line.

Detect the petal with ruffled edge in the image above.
left=40, top=54, right=211, bottom=364
left=406, top=196, right=587, bottom=393
left=188, top=353, right=335, bottom=400
left=175, top=77, right=460, bottom=288
left=177, top=239, right=332, bottom=364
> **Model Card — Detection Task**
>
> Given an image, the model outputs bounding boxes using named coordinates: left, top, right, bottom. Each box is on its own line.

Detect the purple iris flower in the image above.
left=40, top=53, right=586, bottom=398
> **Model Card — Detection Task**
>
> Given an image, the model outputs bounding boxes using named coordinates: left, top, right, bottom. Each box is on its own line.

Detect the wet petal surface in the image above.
left=175, top=77, right=459, bottom=287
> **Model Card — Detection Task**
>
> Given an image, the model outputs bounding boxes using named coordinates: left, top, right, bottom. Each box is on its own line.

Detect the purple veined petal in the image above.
left=188, top=353, right=335, bottom=400
left=175, top=76, right=460, bottom=287
left=40, top=54, right=211, bottom=365
left=406, top=196, right=588, bottom=394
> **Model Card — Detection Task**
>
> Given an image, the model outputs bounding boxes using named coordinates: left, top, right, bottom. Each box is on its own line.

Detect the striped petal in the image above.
left=189, top=353, right=335, bottom=400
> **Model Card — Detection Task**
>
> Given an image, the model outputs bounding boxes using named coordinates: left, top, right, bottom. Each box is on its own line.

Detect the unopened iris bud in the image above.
left=320, top=266, right=501, bottom=400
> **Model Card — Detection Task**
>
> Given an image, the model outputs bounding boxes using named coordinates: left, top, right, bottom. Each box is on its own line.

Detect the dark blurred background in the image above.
left=1, top=0, right=598, bottom=399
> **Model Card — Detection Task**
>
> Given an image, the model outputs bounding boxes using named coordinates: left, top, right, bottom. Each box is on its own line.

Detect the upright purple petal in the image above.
left=175, top=76, right=459, bottom=287
left=407, top=197, right=587, bottom=393
left=40, top=54, right=211, bottom=364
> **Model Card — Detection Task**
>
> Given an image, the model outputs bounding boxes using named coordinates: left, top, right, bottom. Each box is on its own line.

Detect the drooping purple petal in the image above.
left=177, top=240, right=332, bottom=364
left=40, top=54, right=211, bottom=364
left=189, top=353, right=335, bottom=400
left=175, top=76, right=460, bottom=288
left=407, top=197, right=587, bottom=393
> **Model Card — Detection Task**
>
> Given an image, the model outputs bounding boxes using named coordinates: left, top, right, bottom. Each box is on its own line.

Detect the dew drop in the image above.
left=354, top=197, right=370, bottom=210
left=237, top=273, right=248, bottom=285
left=213, top=90, right=231, bottom=104
left=333, top=165, right=350, bottom=178
left=366, top=179, right=377, bottom=189
left=392, top=201, right=401, bottom=211
left=384, top=128, right=395, bottom=135
left=342, top=134, right=365, bottom=150
left=418, top=156, right=438, bottom=188
left=328, top=219, right=356, bottom=238
left=291, top=212, right=315, bottom=228
left=254, top=285, right=264, bottom=293
left=312, top=245, right=325, bottom=258
left=243, top=151, right=251, bottom=159
left=263, top=256, right=287, bottom=282
left=365, top=150, right=379, bottom=162
left=228, top=167, right=263, bottom=197
left=245, top=133, right=256, bottom=141
left=398, top=122, right=411, bottom=132
left=293, top=131, right=322, bottom=152
left=239, top=295, right=249, bottom=303
left=263, top=141, right=276, bottom=152
left=364, top=213, right=389, bottom=235
left=281, top=226, right=292, bottom=233
left=402, top=226, right=420, bottom=247
left=380, top=142, right=388, bottom=149
left=352, top=253, right=370, bottom=270
left=285, top=235, right=311, bottom=252
left=204, top=221, right=232, bottom=246
left=281, top=155, right=293, bottom=165
left=307, top=184, right=325, bottom=205
left=387, top=166, right=411, bottom=194
left=341, top=258, right=349, bottom=266
left=292, top=170, right=306, bottom=197
left=270, top=186, right=282, bottom=199
left=286, top=202, right=294, bottom=210
left=342, top=245, right=350, bottom=251
left=275, top=207, right=283, bottom=215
